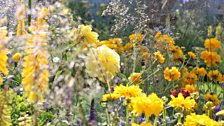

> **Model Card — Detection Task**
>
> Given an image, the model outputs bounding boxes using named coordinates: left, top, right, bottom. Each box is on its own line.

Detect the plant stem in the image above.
left=154, top=116, right=158, bottom=126
left=162, top=109, right=166, bottom=126
left=28, top=0, right=32, bottom=26
left=126, top=106, right=129, bottom=126
left=106, top=107, right=111, bottom=125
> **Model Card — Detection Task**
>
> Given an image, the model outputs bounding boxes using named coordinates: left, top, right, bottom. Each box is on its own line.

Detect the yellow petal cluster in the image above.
left=154, top=51, right=165, bottom=63
left=0, top=27, right=9, bottom=76
left=131, top=93, right=164, bottom=118
left=129, top=33, right=144, bottom=43
left=97, top=38, right=123, bottom=54
left=194, top=67, right=207, bottom=77
left=204, top=93, right=220, bottom=106
left=188, top=51, right=197, bottom=59
left=207, top=70, right=223, bottom=83
left=132, top=122, right=152, bottom=126
left=12, top=53, right=22, bottom=62
left=184, top=113, right=219, bottom=126
left=128, top=73, right=142, bottom=85
left=204, top=38, right=221, bottom=50
left=169, top=93, right=196, bottom=111
left=164, top=67, right=181, bottom=81
left=85, top=45, right=120, bottom=83
left=113, top=84, right=142, bottom=99
left=200, top=51, right=221, bottom=67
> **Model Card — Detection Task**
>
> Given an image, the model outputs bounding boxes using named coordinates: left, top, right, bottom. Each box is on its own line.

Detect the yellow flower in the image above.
left=204, top=38, right=221, bottom=50
left=128, top=73, right=142, bottom=85
left=154, top=51, right=165, bottom=63
left=188, top=51, right=197, bottom=59
left=155, top=31, right=162, bottom=41
left=169, top=93, right=196, bottom=111
left=12, top=53, right=22, bottom=62
left=102, top=93, right=120, bottom=102
left=124, top=43, right=134, bottom=53
left=169, top=45, right=183, bottom=61
left=16, top=19, right=25, bottom=36
left=132, top=122, right=152, bottom=126
left=194, top=67, right=207, bottom=77
left=182, top=72, right=198, bottom=86
left=185, top=84, right=195, bottom=93
left=72, top=25, right=99, bottom=47
left=216, top=110, right=224, bottom=116
left=207, top=70, right=223, bottom=82
left=0, top=75, right=2, bottom=85
left=113, top=84, right=142, bottom=99
left=164, top=67, right=181, bottom=81
left=131, top=93, right=164, bottom=118
left=200, top=51, right=221, bottom=67
left=204, top=93, right=220, bottom=106
left=85, top=45, right=120, bottom=83
left=184, top=113, right=219, bottom=126
left=129, top=33, right=144, bottom=42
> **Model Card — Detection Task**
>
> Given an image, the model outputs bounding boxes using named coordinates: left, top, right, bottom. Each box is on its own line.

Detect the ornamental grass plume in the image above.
left=22, top=7, right=49, bottom=103
left=184, top=113, right=219, bottom=126
left=85, top=45, right=120, bottom=83
left=164, top=67, right=181, bottom=81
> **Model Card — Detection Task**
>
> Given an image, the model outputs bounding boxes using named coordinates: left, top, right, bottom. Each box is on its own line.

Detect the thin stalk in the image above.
left=162, top=109, right=166, bottom=126
left=154, top=116, right=158, bottom=126
left=106, top=107, right=111, bottom=125
left=126, top=106, right=129, bottom=126
left=28, top=0, right=32, bottom=26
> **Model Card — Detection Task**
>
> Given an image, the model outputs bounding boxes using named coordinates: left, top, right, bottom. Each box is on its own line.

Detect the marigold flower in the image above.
left=12, top=53, right=22, bottom=62
left=200, top=51, right=221, bottom=67
left=169, top=45, right=183, bottom=60
left=164, top=67, right=181, bottom=81
left=131, top=93, right=164, bottom=118
left=204, top=93, right=220, bottom=106
left=207, top=70, right=223, bottom=83
left=128, top=73, right=142, bottom=85
left=113, top=84, right=142, bottom=99
left=194, top=67, right=207, bottom=77
left=154, top=51, right=165, bottom=63
left=85, top=45, right=120, bottom=83
left=204, top=38, right=221, bottom=50
left=185, top=84, right=195, bottom=93
left=101, top=93, right=120, bottom=102
left=182, top=72, right=198, bottom=86
left=169, top=93, right=196, bottom=111
left=188, top=51, right=197, bottom=59
left=184, top=113, right=219, bottom=126
left=129, top=33, right=144, bottom=42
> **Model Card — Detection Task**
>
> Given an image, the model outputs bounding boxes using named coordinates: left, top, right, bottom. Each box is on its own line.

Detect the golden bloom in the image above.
left=12, top=53, right=22, bottom=62
left=204, top=93, right=220, bottom=106
left=182, top=72, right=198, bottom=86
left=194, top=67, right=207, bottom=77
left=204, top=38, right=221, bottom=50
left=0, top=27, right=9, bottom=76
left=169, top=45, right=183, bottom=61
left=185, top=84, right=195, bottom=93
left=200, top=51, right=221, bottom=67
left=164, top=67, right=181, bottom=81
left=131, top=93, right=164, bottom=118
left=184, top=113, right=219, bottom=126
left=72, top=25, right=99, bottom=47
left=129, top=33, right=144, bottom=42
left=154, top=51, right=165, bottom=63
left=169, top=93, right=196, bottom=111
left=16, top=19, right=25, bottom=36
left=207, top=70, right=223, bottom=82
left=102, top=93, right=120, bottom=102
left=188, top=51, right=197, bottom=59
left=113, top=84, right=142, bottom=99
left=155, top=32, right=175, bottom=45
left=128, top=73, right=142, bottom=85
left=155, top=31, right=162, bottom=41
left=132, top=122, right=152, bottom=126
left=85, top=45, right=120, bottom=83
left=124, top=43, right=134, bottom=53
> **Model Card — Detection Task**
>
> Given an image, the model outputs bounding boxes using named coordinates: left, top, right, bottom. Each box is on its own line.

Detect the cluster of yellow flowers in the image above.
left=164, top=67, right=181, bottom=81
left=200, top=38, right=221, bottom=67
left=154, top=51, right=165, bottom=63
left=131, top=93, right=164, bottom=118
left=97, top=38, right=123, bottom=54
left=169, top=93, right=196, bottom=111
left=184, top=113, right=219, bottom=126
left=204, top=93, right=220, bottom=106
left=22, top=7, right=50, bottom=102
